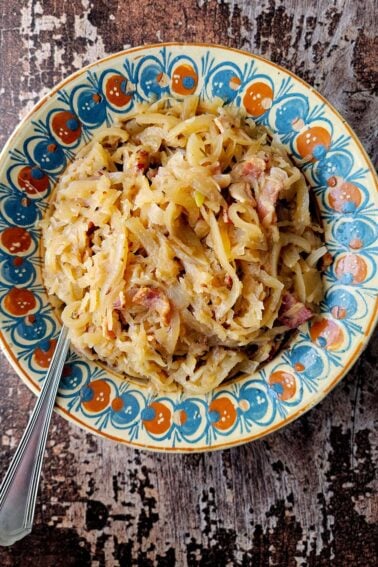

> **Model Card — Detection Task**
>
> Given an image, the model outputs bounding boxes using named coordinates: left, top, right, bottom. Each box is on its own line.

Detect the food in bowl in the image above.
left=41, top=96, right=326, bottom=393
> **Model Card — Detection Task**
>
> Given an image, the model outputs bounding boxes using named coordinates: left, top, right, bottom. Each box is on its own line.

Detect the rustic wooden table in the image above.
left=0, top=1, right=377, bottom=565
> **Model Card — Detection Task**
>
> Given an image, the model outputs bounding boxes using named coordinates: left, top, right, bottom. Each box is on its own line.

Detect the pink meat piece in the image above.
left=231, top=157, right=283, bottom=225
left=231, top=156, right=266, bottom=183
left=224, top=274, right=233, bottom=288
left=242, top=157, right=266, bottom=179
left=278, top=292, right=313, bottom=329
left=135, top=150, right=149, bottom=173
left=256, top=177, right=283, bottom=226
left=132, top=286, right=171, bottom=325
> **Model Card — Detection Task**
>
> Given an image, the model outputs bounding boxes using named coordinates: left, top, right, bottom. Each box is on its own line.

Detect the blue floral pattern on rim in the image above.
left=0, top=44, right=377, bottom=451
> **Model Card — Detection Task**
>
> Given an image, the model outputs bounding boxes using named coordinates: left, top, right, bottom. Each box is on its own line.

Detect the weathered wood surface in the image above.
left=0, top=1, right=377, bottom=565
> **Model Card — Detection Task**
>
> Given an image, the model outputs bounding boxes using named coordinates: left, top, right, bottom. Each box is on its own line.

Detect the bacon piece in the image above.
left=135, top=149, right=149, bottom=173
left=132, top=286, right=171, bottom=325
left=224, top=274, right=233, bottom=288
left=255, top=177, right=283, bottom=226
left=231, top=157, right=285, bottom=225
left=231, top=156, right=266, bottom=183
left=242, top=157, right=266, bottom=179
left=257, top=168, right=288, bottom=225
left=278, top=292, right=313, bottom=329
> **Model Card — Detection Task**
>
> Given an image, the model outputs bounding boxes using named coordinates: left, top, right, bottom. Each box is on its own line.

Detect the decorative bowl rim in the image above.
left=0, top=42, right=376, bottom=452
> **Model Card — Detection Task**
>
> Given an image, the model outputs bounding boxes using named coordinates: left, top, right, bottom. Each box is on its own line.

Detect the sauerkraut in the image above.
left=41, top=96, right=326, bottom=393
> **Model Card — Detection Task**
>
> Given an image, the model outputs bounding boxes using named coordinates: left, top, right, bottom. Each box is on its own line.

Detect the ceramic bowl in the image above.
left=0, top=43, right=376, bottom=451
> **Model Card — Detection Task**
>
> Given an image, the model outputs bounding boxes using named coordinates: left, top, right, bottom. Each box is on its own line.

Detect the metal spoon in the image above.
left=0, top=326, right=70, bottom=546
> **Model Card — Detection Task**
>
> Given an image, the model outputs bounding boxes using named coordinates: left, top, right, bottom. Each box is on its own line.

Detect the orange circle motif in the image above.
left=4, top=287, right=36, bottom=316
left=328, top=178, right=362, bottom=213
left=34, top=339, right=57, bottom=368
left=296, top=126, right=331, bottom=160
left=310, top=319, right=344, bottom=351
left=142, top=401, right=172, bottom=435
left=243, top=82, right=273, bottom=117
left=209, top=397, right=237, bottom=430
left=18, top=166, right=49, bottom=195
left=1, top=227, right=32, bottom=254
left=335, top=254, right=367, bottom=284
left=82, top=380, right=111, bottom=413
left=171, top=64, right=198, bottom=95
left=268, top=371, right=296, bottom=401
left=52, top=111, right=81, bottom=144
left=105, top=74, right=133, bottom=106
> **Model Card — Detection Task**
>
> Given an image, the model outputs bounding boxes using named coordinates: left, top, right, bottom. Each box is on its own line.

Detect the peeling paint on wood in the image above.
left=0, top=0, right=377, bottom=565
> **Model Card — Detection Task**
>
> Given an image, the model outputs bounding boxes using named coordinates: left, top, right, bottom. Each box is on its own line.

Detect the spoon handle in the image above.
left=0, top=326, right=70, bottom=546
